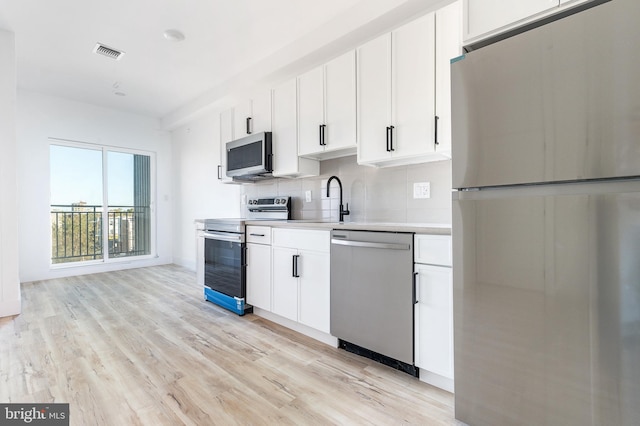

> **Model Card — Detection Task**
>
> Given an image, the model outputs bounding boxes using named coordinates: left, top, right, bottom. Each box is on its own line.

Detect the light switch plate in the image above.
left=413, top=182, right=431, bottom=199
left=305, top=190, right=312, bottom=202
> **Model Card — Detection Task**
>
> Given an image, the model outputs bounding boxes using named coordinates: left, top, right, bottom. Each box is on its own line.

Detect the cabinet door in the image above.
left=272, top=79, right=299, bottom=176
left=271, top=246, right=298, bottom=321
left=357, top=33, right=392, bottom=164
left=251, top=89, right=272, bottom=133
left=414, top=264, right=453, bottom=378
left=435, top=1, right=462, bottom=157
left=233, top=99, right=252, bottom=138
left=465, top=0, right=559, bottom=41
left=298, top=250, right=330, bottom=333
left=392, top=12, right=436, bottom=159
left=297, top=66, right=325, bottom=157
left=272, top=79, right=319, bottom=178
left=246, top=243, right=271, bottom=311
left=325, top=50, right=357, bottom=155
left=219, top=108, right=234, bottom=183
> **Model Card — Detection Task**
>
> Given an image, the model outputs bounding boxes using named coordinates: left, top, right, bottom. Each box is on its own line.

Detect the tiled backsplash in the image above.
left=240, top=155, right=452, bottom=224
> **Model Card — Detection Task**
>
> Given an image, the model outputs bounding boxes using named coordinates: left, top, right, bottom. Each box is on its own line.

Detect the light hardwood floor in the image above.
left=0, top=265, right=455, bottom=425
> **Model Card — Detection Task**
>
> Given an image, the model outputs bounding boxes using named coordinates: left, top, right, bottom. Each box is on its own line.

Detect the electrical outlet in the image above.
left=305, top=190, right=312, bottom=202
left=413, top=182, right=431, bottom=199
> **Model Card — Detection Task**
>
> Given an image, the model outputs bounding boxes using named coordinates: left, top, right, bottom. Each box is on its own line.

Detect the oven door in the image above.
left=203, top=231, right=246, bottom=298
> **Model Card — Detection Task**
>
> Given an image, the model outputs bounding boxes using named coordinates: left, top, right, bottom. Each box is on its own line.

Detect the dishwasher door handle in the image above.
left=330, top=239, right=410, bottom=250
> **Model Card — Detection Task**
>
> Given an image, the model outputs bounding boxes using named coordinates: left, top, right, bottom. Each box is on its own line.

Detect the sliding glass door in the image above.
left=50, top=142, right=154, bottom=265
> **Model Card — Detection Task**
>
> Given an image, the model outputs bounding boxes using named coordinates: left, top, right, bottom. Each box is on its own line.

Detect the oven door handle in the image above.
left=203, top=231, right=244, bottom=243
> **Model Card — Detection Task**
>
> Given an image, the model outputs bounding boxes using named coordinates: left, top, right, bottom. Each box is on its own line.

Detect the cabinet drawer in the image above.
left=272, top=228, right=330, bottom=252
left=247, top=226, right=271, bottom=244
left=414, top=234, right=452, bottom=266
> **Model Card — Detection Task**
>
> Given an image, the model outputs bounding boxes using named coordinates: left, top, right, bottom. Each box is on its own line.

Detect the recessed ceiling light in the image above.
left=163, top=29, right=185, bottom=42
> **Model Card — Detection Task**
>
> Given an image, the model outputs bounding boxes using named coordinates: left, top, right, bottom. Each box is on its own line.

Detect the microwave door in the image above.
left=226, top=132, right=272, bottom=178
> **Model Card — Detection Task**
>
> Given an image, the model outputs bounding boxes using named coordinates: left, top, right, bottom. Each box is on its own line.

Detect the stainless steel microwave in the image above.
left=226, top=131, right=273, bottom=182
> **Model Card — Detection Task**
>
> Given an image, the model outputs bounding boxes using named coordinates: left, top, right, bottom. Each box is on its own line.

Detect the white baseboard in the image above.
left=252, top=307, right=338, bottom=347
left=419, top=369, right=454, bottom=393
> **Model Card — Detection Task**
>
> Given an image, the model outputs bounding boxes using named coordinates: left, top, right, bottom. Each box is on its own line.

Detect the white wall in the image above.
left=0, top=30, right=21, bottom=317
left=171, top=112, right=241, bottom=270
left=16, top=90, right=173, bottom=282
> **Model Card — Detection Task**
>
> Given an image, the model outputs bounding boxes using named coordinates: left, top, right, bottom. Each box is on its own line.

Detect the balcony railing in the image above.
left=51, top=205, right=150, bottom=264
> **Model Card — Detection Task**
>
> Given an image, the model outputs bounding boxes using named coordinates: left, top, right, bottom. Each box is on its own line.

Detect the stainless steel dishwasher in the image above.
left=330, top=230, right=416, bottom=376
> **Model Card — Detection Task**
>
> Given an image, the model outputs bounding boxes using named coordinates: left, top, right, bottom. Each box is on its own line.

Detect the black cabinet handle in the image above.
left=217, top=165, right=222, bottom=180
left=249, top=233, right=265, bottom=237
left=242, top=246, right=248, bottom=267
left=319, top=124, right=326, bottom=146
left=413, top=272, right=419, bottom=304
left=434, top=115, right=439, bottom=146
left=246, top=117, right=252, bottom=135
left=292, top=254, right=300, bottom=278
left=389, top=125, right=395, bottom=151
left=386, top=126, right=391, bottom=152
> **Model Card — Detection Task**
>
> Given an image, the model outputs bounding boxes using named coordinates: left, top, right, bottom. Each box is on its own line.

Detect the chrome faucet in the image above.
left=326, top=175, right=350, bottom=222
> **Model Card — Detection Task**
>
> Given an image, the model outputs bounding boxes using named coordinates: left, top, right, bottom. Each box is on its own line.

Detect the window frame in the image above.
left=49, top=138, right=157, bottom=268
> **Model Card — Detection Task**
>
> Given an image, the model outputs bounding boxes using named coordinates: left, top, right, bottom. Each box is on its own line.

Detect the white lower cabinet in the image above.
left=246, top=226, right=272, bottom=310
left=297, top=250, right=330, bottom=333
left=246, top=243, right=272, bottom=310
left=271, top=228, right=331, bottom=334
left=272, top=246, right=299, bottom=321
left=414, top=234, right=454, bottom=392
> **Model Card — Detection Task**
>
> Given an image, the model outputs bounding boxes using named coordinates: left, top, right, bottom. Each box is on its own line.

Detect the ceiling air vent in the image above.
left=93, top=43, right=125, bottom=60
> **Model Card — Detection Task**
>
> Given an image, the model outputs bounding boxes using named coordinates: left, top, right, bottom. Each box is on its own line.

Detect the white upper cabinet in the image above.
left=298, top=66, right=325, bottom=157
left=325, top=51, right=357, bottom=157
left=232, top=90, right=272, bottom=138
left=358, top=3, right=461, bottom=167
left=464, top=0, right=591, bottom=44
left=218, top=108, right=235, bottom=184
left=272, top=78, right=319, bottom=178
left=357, top=33, right=392, bottom=165
left=392, top=12, right=436, bottom=160
left=298, top=50, right=357, bottom=160
left=233, top=99, right=253, bottom=138
left=435, top=0, right=463, bottom=157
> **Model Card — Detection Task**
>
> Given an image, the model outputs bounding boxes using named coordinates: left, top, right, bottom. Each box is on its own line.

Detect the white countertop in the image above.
left=245, top=220, right=451, bottom=235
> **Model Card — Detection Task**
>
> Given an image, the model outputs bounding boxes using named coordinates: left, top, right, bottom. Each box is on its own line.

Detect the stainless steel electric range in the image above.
left=198, top=196, right=291, bottom=315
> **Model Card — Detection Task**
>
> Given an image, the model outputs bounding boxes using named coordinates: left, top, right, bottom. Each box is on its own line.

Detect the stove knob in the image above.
left=275, top=199, right=280, bottom=204
left=249, top=200, right=254, bottom=205
left=280, top=198, right=287, bottom=205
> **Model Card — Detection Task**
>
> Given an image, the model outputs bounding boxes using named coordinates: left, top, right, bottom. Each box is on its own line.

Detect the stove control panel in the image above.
left=248, top=197, right=290, bottom=208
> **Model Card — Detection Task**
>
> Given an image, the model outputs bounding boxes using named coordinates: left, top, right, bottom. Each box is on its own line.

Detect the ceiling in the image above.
left=0, top=0, right=448, bottom=126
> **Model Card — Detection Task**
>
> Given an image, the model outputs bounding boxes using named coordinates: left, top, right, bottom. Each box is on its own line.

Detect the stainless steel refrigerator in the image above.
left=451, top=1, right=640, bottom=425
